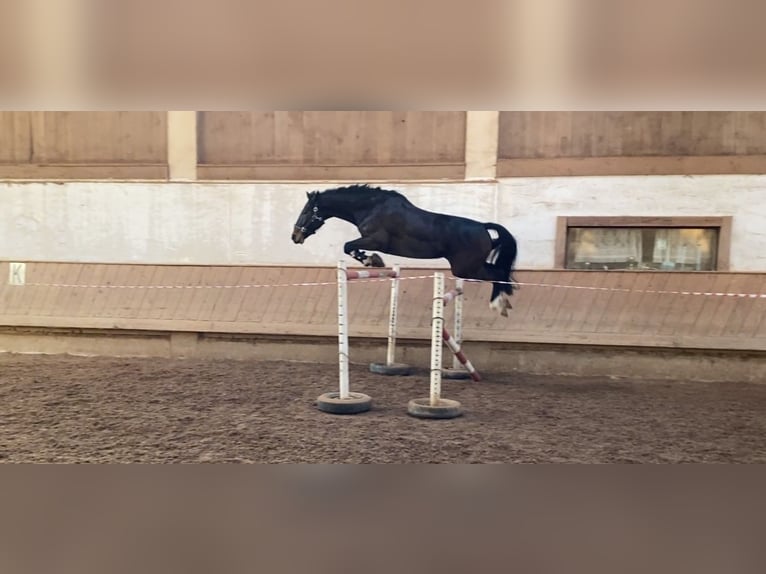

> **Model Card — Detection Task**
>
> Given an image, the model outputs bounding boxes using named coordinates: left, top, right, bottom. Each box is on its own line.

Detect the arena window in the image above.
left=555, top=216, right=732, bottom=271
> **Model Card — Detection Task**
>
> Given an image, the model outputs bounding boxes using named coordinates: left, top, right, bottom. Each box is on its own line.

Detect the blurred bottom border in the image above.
left=0, top=465, right=764, bottom=573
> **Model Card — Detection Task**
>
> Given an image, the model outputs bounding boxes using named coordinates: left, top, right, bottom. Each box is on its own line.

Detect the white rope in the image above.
left=12, top=273, right=766, bottom=299
left=453, top=277, right=766, bottom=299
left=22, top=275, right=434, bottom=290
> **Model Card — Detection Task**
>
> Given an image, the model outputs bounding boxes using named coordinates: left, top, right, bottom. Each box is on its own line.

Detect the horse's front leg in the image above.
left=343, top=236, right=387, bottom=267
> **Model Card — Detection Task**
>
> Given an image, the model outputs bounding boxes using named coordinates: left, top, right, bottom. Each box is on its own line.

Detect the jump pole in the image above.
left=407, top=272, right=463, bottom=419
left=441, top=278, right=481, bottom=382
left=368, top=264, right=413, bottom=376
left=315, top=261, right=374, bottom=415
left=442, top=278, right=472, bottom=380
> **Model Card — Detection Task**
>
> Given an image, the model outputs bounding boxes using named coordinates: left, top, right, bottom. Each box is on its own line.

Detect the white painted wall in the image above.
left=1, top=176, right=765, bottom=270
left=499, top=176, right=766, bottom=270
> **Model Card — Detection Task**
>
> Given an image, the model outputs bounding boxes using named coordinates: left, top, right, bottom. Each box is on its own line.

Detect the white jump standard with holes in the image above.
left=316, top=261, right=408, bottom=414
left=407, top=272, right=464, bottom=419
left=316, top=261, right=376, bottom=414
left=368, top=263, right=414, bottom=376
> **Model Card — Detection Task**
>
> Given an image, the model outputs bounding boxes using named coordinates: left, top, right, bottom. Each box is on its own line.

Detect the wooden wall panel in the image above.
left=197, top=111, right=466, bottom=179
left=500, top=112, right=766, bottom=159
left=0, top=112, right=168, bottom=179
left=2, top=262, right=765, bottom=352
left=498, top=112, right=766, bottom=176
left=0, top=113, right=32, bottom=163
left=29, top=112, right=167, bottom=163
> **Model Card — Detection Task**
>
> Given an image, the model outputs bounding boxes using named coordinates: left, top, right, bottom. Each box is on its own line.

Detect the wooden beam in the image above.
left=497, top=155, right=766, bottom=177
left=0, top=164, right=168, bottom=180
left=167, top=111, right=197, bottom=181
left=196, top=163, right=465, bottom=181
left=562, top=216, right=732, bottom=228
left=554, top=216, right=569, bottom=268
left=3, top=315, right=764, bottom=352
left=464, top=111, right=499, bottom=179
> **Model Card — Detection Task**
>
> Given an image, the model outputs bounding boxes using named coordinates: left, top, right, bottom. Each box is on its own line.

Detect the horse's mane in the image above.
left=321, top=184, right=408, bottom=202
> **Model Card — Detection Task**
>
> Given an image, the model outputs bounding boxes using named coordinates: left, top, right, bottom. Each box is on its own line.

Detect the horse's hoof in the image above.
left=369, top=254, right=385, bottom=267
left=491, top=294, right=513, bottom=316
left=489, top=297, right=502, bottom=314
left=502, top=293, right=513, bottom=316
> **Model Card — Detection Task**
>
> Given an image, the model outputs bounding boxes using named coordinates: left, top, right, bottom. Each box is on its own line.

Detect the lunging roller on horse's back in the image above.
left=292, top=184, right=518, bottom=316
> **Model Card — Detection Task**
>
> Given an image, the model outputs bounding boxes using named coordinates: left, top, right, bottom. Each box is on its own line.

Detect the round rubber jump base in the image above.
left=369, top=362, right=413, bottom=376
left=407, top=398, right=463, bottom=419
left=442, top=367, right=471, bottom=380
left=316, top=392, right=372, bottom=415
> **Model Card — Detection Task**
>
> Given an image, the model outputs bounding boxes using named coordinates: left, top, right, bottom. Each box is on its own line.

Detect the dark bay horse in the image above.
left=291, top=185, right=518, bottom=316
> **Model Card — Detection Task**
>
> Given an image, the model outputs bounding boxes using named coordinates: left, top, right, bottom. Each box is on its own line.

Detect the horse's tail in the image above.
left=484, top=222, right=518, bottom=295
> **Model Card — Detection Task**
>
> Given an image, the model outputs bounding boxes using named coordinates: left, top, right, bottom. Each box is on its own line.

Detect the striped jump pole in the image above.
left=344, top=268, right=399, bottom=280
left=315, top=261, right=373, bottom=415
left=369, top=264, right=413, bottom=376
left=442, top=278, right=480, bottom=381
left=442, top=327, right=481, bottom=382
left=407, top=272, right=463, bottom=420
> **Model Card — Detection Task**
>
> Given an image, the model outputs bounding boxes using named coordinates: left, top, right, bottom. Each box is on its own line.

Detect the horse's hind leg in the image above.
left=343, top=236, right=387, bottom=267
left=488, top=273, right=513, bottom=316
left=450, top=258, right=513, bottom=316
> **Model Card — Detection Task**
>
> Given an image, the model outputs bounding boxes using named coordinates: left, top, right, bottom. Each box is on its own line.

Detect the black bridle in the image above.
left=298, top=206, right=324, bottom=234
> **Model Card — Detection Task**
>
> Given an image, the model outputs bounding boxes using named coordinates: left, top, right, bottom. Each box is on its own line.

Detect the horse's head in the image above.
left=292, top=191, right=326, bottom=244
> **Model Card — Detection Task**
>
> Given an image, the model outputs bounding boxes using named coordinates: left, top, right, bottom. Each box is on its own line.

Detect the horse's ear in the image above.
left=306, top=192, right=311, bottom=199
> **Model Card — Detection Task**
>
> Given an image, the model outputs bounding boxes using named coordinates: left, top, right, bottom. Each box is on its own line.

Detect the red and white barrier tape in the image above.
left=21, top=275, right=434, bottom=290
left=517, top=281, right=766, bottom=299
left=454, top=277, right=766, bottom=299
left=12, top=273, right=766, bottom=299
